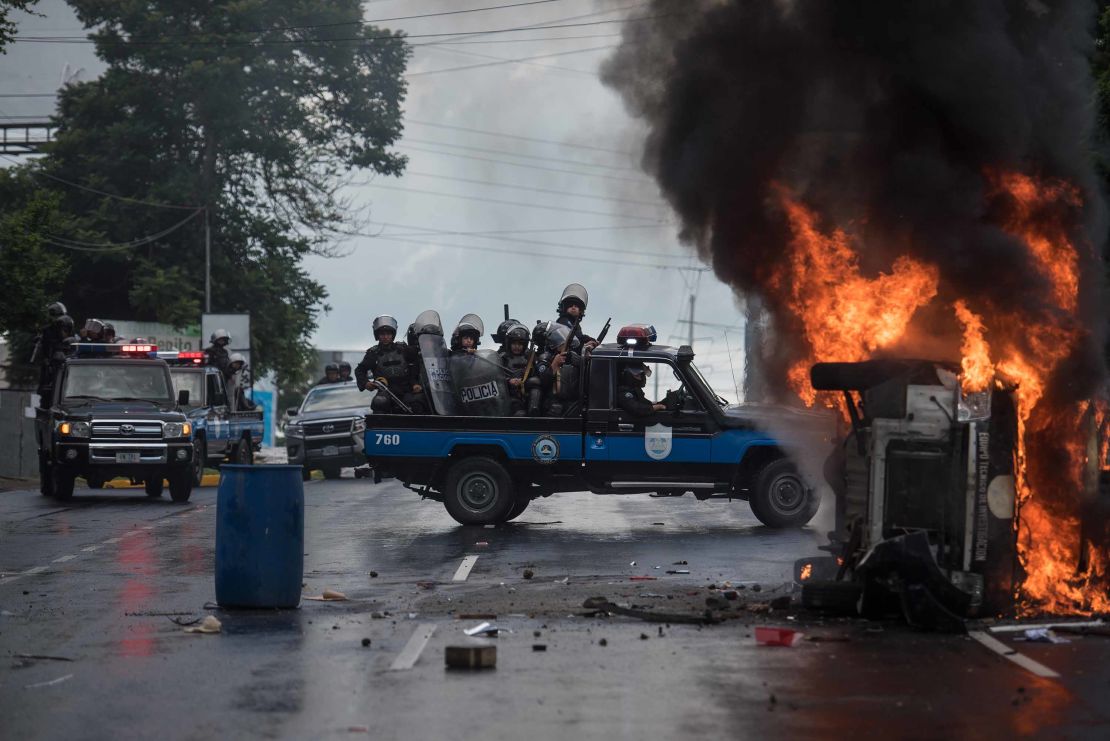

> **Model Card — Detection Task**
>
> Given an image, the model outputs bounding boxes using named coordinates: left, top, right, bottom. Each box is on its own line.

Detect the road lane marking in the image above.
left=0, top=576, right=22, bottom=585
left=452, top=555, right=479, bottom=582
left=969, top=630, right=1060, bottom=678
left=23, top=566, right=47, bottom=575
left=102, top=538, right=120, bottom=544
left=390, top=623, right=437, bottom=671
left=52, top=555, right=76, bottom=563
left=80, top=545, right=100, bottom=553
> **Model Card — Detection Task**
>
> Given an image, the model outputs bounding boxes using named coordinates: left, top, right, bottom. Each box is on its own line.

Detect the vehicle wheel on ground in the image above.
left=748, top=458, right=820, bottom=528
left=144, top=478, right=164, bottom=498
left=801, top=580, right=863, bottom=614
left=235, top=436, right=254, bottom=465
left=52, top=466, right=76, bottom=501
left=505, top=494, right=530, bottom=521
left=85, top=475, right=105, bottom=489
left=302, top=467, right=312, bottom=482
left=322, top=465, right=342, bottom=480
left=168, top=470, right=193, bottom=503
left=192, top=437, right=206, bottom=486
left=39, top=455, right=55, bottom=497
left=443, top=456, right=516, bottom=525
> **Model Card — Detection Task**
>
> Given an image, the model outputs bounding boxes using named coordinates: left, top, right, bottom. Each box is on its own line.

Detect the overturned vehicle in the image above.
left=799, top=359, right=1021, bottom=629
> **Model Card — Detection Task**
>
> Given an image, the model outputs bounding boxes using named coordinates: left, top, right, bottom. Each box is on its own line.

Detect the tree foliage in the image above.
left=0, top=0, right=36, bottom=52
left=32, top=0, right=408, bottom=381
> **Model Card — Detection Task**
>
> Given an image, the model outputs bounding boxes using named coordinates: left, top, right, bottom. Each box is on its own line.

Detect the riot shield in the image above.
left=450, top=349, right=512, bottom=417
left=418, top=333, right=456, bottom=415
left=413, top=309, right=444, bottom=337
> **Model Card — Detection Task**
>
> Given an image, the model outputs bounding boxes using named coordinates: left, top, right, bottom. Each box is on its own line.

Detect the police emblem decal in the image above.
left=532, top=435, right=560, bottom=464
left=644, top=423, right=672, bottom=460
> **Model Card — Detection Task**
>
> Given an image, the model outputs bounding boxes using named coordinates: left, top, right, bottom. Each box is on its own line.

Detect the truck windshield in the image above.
left=302, top=384, right=368, bottom=412
left=685, top=361, right=728, bottom=406
left=169, top=370, right=205, bottom=406
left=63, top=364, right=172, bottom=402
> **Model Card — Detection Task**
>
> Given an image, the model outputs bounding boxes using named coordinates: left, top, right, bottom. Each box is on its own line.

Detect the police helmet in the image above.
left=545, top=323, right=572, bottom=353
left=83, top=318, right=105, bottom=340
left=325, top=362, right=339, bottom=373
left=338, top=361, right=352, bottom=374
left=59, top=315, right=75, bottom=335
left=557, top=283, right=588, bottom=315
left=505, top=323, right=530, bottom=344
left=47, top=301, right=67, bottom=319
left=102, top=322, right=116, bottom=340
left=406, top=323, right=417, bottom=346
left=453, top=314, right=484, bottom=348
left=229, top=352, right=247, bottom=369
left=373, top=315, right=399, bottom=340
left=492, top=318, right=523, bottom=345
left=620, top=361, right=651, bottom=387
left=211, top=328, right=231, bottom=345
left=413, top=310, right=444, bottom=338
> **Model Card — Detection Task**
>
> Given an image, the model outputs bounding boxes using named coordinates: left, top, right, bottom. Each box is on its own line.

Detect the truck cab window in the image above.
left=207, top=373, right=228, bottom=408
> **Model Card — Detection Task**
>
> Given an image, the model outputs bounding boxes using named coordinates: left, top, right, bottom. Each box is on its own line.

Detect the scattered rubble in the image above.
left=445, top=644, right=497, bottom=669
left=304, top=589, right=348, bottom=601
left=184, top=615, right=222, bottom=634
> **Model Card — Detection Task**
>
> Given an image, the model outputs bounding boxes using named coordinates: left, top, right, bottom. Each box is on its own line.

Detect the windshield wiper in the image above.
left=64, top=394, right=111, bottom=402
left=113, top=397, right=169, bottom=405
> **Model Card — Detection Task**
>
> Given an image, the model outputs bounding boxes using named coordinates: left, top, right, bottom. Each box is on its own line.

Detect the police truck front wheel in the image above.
left=168, top=470, right=193, bottom=503
left=145, top=478, right=164, bottom=498
left=748, top=459, right=819, bottom=529
left=52, top=466, right=75, bottom=501
left=443, top=457, right=516, bottom=525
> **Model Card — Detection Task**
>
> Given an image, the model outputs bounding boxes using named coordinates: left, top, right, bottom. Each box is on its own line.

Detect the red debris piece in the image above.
left=754, top=626, right=804, bottom=647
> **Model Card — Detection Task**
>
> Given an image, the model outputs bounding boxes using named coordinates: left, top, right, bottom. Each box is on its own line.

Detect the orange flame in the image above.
left=774, top=192, right=938, bottom=404
left=953, top=300, right=993, bottom=392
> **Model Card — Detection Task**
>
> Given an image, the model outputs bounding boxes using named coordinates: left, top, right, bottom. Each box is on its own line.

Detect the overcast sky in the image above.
left=1, top=0, right=750, bottom=397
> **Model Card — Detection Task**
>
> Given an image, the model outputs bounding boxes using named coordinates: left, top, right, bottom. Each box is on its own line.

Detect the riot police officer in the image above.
left=317, top=362, right=340, bottom=385
left=32, top=303, right=75, bottom=403
left=451, top=314, right=483, bottom=355
left=615, top=362, right=668, bottom=417
left=355, top=315, right=425, bottom=414
left=206, top=329, right=232, bottom=375
left=226, top=352, right=256, bottom=411
left=338, top=361, right=352, bottom=383
left=553, top=283, right=597, bottom=355
left=497, top=322, right=530, bottom=416
left=102, top=322, right=119, bottom=343
left=79, top=318, right=106, bottom=342
left=526, top=322, right=583, bottom=417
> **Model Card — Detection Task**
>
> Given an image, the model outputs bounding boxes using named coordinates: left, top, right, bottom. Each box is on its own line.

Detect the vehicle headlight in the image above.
left=163, top=422, right=189, bottom=438
left=57, top=421, right=90, bottom=438
left=353, top=417, right=366, bottom=433
left=286, top=423, right=304, bottom=438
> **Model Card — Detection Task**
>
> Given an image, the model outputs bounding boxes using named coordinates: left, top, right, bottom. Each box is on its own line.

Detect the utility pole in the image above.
left=204, top=208, right=211, bottom=313
left=687, top=293, right=695, bottom=348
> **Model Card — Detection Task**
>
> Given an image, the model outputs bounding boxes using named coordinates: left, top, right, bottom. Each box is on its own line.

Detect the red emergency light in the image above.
left=616, top=324, right=657, bottom=349
left=178, top=351, right=206, bottom=364
left=121, top=344, right=157, bottom=354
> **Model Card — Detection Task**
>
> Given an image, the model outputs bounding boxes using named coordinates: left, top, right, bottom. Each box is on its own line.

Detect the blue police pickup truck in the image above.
left=164, top=351, right=264, bottom=485
left=364, top=324, right=831, bottom=526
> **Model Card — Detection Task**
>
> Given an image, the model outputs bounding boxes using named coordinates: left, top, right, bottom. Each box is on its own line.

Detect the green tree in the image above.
left=38, top=0, right=408, bottom=381
left=0, top=0, right=37, bottom=52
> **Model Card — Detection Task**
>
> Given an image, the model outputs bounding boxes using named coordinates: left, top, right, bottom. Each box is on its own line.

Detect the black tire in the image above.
left=505, top=494, right=531, bottom=521
left=168, top=470, right=193, bottom=503
left=443, top=456, right=516, bottom=525
left=301, top=467, right=312, bottom=482
left=85, top=476, right=105, bottom=489
left=144, top=478, right=164, bottom=498
left=191, top=436, right=206, bottom=487
left=235, top=437, right=254, bottom=465
left=39, top=455, right=54, bottom=498
left=748, top=458, right=819, bottom=528
left=801, top=580, right=863, bottom=614
left=52, top=466, right=75, bottom=501
left=322, top=465, right=342, bottom=480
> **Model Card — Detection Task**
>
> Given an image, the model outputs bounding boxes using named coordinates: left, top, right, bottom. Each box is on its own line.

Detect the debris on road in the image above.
left=463, top=622, right=503, bottom=637
left=582, top=596, right=721, bottom=625
left=754, top=626, right=803, bottom=647
left=361, top=638, right=371, bottom=647
left=13, top=654, right=74, bottom=662
left=532, top=644, right=547, bottom=652
left=474, top=541, right=489, bottom=547
left=598, top=638, right=608, bottom=646
left=673, top=560, right=688, bottom=565
left=169, top=616, right=202, bottom=626
left=304, top=589, right=348, bottom=601
left=523, top=569, right=534, bottom=580
left=1018, top=628, right=1070, bottom=644
left=184, top=615, right=223, bottom=634
left=629, top=576, right=657, bottom=581
left=457, top=613, right=497, bottom=620
left=445, top=643, right=497, bottom=669
left=369, top=571, right=379, bottom=578
left=666, top=569, right=690, bottom=575
left=25, top=673, right=74, bottom=689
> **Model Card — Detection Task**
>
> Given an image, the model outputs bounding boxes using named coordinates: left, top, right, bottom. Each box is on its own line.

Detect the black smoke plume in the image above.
left=602, top=0, right=1107, bottom=403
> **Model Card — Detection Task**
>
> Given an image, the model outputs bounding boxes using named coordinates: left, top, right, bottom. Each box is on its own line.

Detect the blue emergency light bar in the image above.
left=73, top=342, right=159, bottom=358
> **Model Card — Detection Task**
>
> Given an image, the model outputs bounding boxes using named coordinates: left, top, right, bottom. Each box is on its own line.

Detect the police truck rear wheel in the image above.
left=144, top=478, right=164, bottom=498
left=39, top=455, right=54, bottom=497
left=235, top=438, right=253, bottom=465
left=443, top=457, right=515, bottom=525
left=749, top=459, right=819, bottom=528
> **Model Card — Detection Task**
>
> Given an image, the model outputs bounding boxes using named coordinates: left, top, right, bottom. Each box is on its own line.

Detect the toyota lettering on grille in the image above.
left=322, top=423, right=335, bottom=433
left=120, top=423, right=135, bottom=436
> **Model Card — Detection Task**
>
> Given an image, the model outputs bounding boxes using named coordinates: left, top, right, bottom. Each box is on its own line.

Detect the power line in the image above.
left=408, top=43, right=609, bottom=77
left=415, top=41, right=614, bottom=77
left=402, top=137, right=641, bottom=172
left=398, top=143, right=650, bottom=184
left=402, top=170, right=660, bottom=209
left=405, top=118, right=632, bottom=156
left=363, top=182, right=661, bottom=221
left=41, top=208, right=204, bottom=252
left=418, top=32, right=623, bottom=46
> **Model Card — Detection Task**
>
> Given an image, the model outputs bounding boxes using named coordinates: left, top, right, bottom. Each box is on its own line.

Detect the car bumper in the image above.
left=286, top=436, right=365, bottom=469
left=54, top=441, right=192, bottom=476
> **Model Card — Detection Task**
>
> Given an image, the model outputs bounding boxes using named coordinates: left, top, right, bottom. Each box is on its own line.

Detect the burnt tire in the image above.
left=52, top=466, right=75, bottom=501
left=322, top=465, right=342, bottom=480
left=801, top=580, right=862, bottom=614
left=168, top=470, right=193, bottom=503
left=144, top=478, right=164, bottom=498
left=192, top=437, right=206, bottom=487
left=443, top=456, right=516, bottom=526
left=749, top=458, right=819, bottom=528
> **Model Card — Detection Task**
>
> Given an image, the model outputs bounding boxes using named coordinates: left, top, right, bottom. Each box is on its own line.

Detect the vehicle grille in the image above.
left=303, top=419, right=353, bottom=437
left=91, top=422, right=163, bottom=440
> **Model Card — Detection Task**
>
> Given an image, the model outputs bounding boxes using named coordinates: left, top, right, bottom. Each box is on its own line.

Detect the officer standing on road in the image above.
left=338, top=361, right=352, bottom=383
left=496, top=322, right=530, bottom=416
left=317, top=363, right=340, bottom=385
left=554, top=283, right=597, bottom=355
left=615, top=362, right=668, bottom=417
left=206, top=329, right=232, bottom=375
left=356, top=315, right=425, bottom=414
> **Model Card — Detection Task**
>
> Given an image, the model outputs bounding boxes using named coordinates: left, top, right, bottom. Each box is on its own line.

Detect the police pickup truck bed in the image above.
left=364, top=329, right=831, bottom=526
left=165, top=352, right=264, bottom=485
left=34, top=343, right=195, bottom=501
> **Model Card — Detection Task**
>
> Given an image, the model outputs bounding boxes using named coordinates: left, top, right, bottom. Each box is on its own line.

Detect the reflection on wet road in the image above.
left=1, top=477, right=1106, bottom=739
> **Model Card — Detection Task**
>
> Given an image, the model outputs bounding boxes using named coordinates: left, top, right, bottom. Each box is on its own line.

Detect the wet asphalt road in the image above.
left=1, top=473, right=1108, bottom=740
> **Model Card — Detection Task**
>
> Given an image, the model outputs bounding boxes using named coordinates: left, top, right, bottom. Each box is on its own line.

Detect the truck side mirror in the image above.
left=286, top=407, right=298, bottom=417
left=177, top=389, right=190, bottom=406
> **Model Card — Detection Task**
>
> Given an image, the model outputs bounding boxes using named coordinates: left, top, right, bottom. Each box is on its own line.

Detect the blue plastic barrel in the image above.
left=215, top=464, right=304, bottom=608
